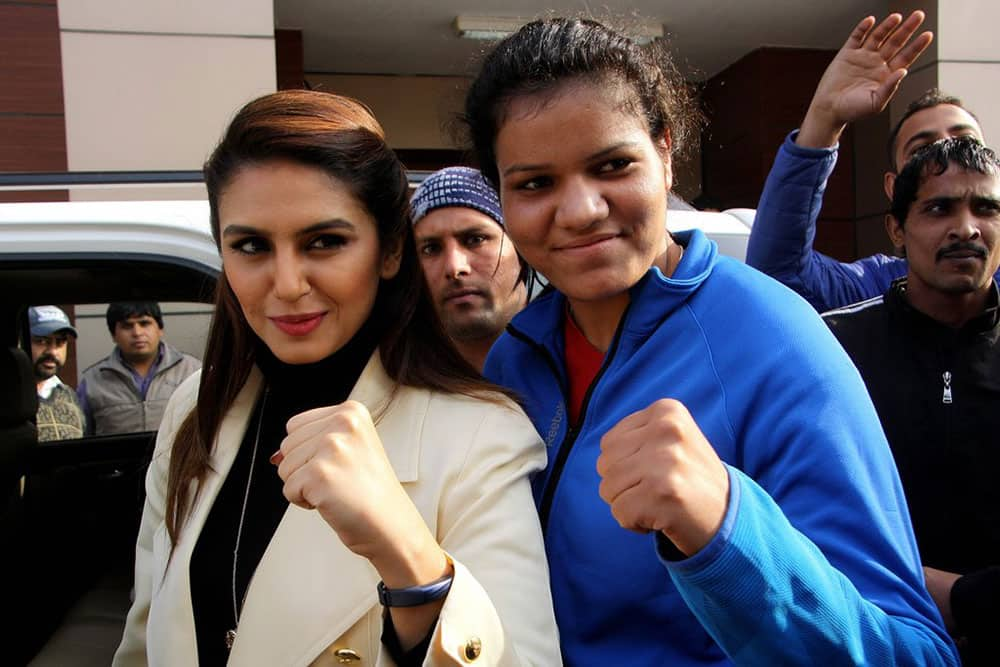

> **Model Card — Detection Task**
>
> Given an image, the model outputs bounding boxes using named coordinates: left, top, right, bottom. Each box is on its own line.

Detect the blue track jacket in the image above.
left=749, top=132, right=1000, bottom=313
left=748, top=131, right=908, bottom=312
left=485, top=229, right=957, bottom=666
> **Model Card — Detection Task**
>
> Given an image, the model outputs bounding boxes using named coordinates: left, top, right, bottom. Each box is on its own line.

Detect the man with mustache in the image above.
left=411, top=167, right=528, bottom=371
left=824, top=137, right=1000, bottom=664
left=748, top=11, right=991, bottom=313
left=29, top=305, right=86, bottom=441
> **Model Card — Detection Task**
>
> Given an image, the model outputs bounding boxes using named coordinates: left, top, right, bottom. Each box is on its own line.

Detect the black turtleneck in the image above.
left=191, top=325, right=378, bottom=666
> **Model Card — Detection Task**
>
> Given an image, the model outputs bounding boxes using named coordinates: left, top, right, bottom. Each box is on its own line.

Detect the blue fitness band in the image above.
left=377, top=567, right=454, bottom=608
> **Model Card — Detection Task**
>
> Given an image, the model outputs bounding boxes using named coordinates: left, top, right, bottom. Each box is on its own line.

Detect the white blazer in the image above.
left=113, top=353, right=561, bottom=666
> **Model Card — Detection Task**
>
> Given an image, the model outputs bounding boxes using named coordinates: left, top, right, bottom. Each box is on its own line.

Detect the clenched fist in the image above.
left=596, top=398, right=730, bottom=557
left=272, top=400, right=446, bottom=588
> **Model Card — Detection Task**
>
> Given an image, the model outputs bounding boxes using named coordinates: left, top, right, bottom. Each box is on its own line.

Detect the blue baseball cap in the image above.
left=29, top=305, right=78, bottom=338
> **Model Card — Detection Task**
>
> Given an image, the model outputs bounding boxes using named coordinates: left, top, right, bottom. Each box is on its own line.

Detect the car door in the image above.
left=0, top=201, right=218, bottom=666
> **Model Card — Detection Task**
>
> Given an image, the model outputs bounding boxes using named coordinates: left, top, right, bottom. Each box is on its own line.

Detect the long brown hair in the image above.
left=165, top=90, right=514, bottom=544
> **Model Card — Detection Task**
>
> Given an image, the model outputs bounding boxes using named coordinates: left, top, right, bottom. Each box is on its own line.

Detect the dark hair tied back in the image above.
left=463, top=17, right=702, bottom=187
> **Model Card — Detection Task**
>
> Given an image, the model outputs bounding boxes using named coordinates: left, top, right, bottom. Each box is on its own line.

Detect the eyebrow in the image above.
left=222, top=219, right=356, bottom=238
left=920, top=191, right=1000, bottom=206
left=920, top=195, right=960, bottom=206
left=415, top=223, right=497, bottom=243
left=501, top=141, right=639, bottom=178
left=457, top=224, right=497, bottom=235
left=972, top=194, right=1000, bottom=206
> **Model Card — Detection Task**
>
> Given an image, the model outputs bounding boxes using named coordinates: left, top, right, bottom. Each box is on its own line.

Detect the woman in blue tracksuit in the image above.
left=463, top=16, right=958, bottom=666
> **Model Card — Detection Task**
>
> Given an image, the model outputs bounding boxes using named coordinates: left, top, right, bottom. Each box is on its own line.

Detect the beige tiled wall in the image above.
left=58, top=0, right=277, bottom=200
left=887, top=0, right=998, bottom=139
left=58, top=0, right=268, bottom=35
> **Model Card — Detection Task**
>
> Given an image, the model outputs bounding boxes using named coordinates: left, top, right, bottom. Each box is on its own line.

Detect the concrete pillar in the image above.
left=890, top=0, right=999, bottom=140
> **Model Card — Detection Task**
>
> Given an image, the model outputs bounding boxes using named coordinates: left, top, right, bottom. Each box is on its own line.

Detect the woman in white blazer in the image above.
left=112, top=90, right=560, bottom=667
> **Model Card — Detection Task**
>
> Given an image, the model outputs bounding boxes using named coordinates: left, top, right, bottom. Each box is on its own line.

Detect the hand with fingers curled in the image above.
left=273, top=400, right=446, bottom=585
left=799, top=11, right=934, bottom=148
left=596, top=398, right=730, bottom=558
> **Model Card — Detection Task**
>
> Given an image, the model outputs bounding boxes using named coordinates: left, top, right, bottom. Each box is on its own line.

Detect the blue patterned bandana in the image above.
left=411, top=166, right=503, bottom=227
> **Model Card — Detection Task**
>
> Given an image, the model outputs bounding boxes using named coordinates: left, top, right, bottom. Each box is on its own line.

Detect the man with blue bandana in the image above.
left=411, top=167, right=529, bottom=370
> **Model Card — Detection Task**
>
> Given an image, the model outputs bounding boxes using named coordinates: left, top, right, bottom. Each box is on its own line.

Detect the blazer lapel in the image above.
left=229, top=353, right=425, bottom=665
left=349, top=352, right=424, bottom=483
left=228, top=504, right=380, bottom=666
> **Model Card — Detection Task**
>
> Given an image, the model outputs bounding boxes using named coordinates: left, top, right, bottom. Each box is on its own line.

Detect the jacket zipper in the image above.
left=508, top=304, right=632, bottom=534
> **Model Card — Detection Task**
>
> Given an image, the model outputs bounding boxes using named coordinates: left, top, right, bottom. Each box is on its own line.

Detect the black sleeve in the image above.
left=950, top=566, right=1000, bottom=659
left=654, top=531, right=687, bottom=561
left=381, top=610, right=434, bottom=666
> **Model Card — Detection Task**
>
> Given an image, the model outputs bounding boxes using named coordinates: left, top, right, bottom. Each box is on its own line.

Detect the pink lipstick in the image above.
left=270, top=312, right=325, bottom=336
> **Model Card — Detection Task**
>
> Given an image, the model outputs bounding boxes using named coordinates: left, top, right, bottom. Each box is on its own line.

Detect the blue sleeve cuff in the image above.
left=655, top=464, right=741, bottom=571
left=783, top=130, right=839, bottom=158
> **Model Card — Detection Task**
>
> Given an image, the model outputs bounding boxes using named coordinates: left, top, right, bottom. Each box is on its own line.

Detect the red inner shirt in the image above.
left=563, top=308, right=606, bottom=425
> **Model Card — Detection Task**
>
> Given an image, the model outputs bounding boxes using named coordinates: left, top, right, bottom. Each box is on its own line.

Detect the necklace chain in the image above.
left=227, top=386, right=269, bottom=651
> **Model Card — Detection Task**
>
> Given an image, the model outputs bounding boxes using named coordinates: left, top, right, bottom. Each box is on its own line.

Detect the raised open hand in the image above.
left=799, top=12, right=933, bottom=148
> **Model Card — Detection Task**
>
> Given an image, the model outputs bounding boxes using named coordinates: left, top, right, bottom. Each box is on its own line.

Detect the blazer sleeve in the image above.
left=112, top=372, right=199, bottom=667
left=380, top=402, right=561, bottom=667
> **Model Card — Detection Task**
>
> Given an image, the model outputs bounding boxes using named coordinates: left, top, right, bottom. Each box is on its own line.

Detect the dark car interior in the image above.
left=1, top=253, right=216, bottom=666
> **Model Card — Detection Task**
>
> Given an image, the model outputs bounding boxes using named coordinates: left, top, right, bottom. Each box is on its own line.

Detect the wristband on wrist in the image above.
left=377, top=559, right=454, bottom=608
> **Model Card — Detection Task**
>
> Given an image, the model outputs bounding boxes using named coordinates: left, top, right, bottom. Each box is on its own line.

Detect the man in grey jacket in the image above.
left=78, top=301, right=200, bottom=434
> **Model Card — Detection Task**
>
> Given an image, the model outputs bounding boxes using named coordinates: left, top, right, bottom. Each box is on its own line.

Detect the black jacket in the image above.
left=824, top=279, right=1000, bottom=664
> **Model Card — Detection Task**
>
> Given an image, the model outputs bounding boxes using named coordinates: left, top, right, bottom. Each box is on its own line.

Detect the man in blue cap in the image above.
left=411, top=166, right=529, bottom=370
left=29, top=305, right=86, bottom=441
